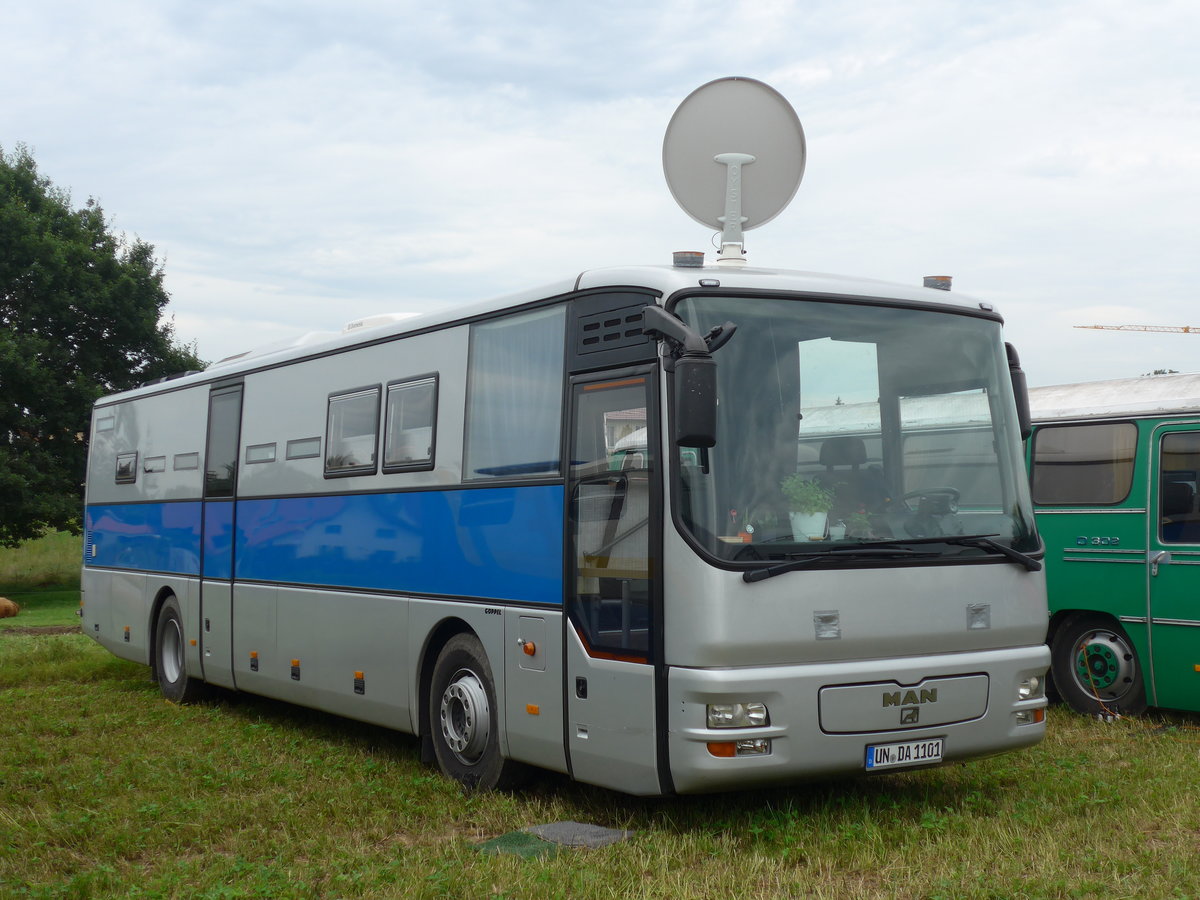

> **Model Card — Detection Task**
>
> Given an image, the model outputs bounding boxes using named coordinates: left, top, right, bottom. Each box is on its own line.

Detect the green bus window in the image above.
left=1031, top=422, right=1136, bottom=505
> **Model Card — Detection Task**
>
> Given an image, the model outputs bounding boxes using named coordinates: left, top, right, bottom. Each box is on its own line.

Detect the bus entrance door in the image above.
left=1149, top=425, right=1200, bottom=709
left=198, top=384, right=242, bottom=690
left=565, top=373, right=663, bottom=795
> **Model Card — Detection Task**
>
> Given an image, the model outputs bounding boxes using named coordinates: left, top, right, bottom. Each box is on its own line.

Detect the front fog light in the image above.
left=707, top=738, right=771, bottom=757
left=707, top=702, right=769, bottom=728
left=1015, top=709, right=1045, bottom=726
left=1017, top=674, right=1045, bottom=701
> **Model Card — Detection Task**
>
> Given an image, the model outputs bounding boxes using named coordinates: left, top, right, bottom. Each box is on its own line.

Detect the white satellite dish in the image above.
left=662, top=77, right=806, bottom=266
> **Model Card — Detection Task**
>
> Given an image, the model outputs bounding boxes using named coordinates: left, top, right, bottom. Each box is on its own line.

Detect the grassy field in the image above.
left=2, top=630, right=1199, bottom=899
left=0, top=531, right=81, bottom=591
left=3, top=533, right=1199, bottom=897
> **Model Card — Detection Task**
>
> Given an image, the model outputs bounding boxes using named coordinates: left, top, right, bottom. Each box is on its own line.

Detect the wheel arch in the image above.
left=417, top=617, right=477, bottom=752
left=1048, top=609, right=1148, bottom=715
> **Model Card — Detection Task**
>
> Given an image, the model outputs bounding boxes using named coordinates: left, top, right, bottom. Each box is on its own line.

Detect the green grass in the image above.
left=2, top=634, right=1199, bottom=899
left=0, top=532, right=82, bottom=630
left=0, top=531, right=82, bottom=590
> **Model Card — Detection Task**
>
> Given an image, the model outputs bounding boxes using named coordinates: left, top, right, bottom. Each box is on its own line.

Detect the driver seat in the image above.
left=818, top=436, right=892, bottom=516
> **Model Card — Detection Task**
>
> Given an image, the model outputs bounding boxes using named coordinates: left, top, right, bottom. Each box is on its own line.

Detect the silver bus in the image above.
left=81, top=261, right=1049, bottom=795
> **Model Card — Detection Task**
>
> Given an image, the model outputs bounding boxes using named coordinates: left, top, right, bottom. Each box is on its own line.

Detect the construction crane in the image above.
left=1075, top=324, right=1200, bottom=334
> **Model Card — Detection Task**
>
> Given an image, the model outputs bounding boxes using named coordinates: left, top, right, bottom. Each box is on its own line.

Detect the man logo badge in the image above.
left=900, top=707, right=920, bottom=725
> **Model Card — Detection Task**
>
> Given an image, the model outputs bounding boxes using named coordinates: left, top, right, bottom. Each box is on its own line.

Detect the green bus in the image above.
left=1029, top=374, right=1200, bottom=716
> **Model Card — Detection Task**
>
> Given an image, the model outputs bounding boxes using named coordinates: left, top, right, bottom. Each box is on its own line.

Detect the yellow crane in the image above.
left=1075, top=324, right=1200, bottom=334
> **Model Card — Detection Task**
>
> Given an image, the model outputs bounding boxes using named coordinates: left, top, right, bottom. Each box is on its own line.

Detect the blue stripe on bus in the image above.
left=84, top=485, right=565, bottom=606
left=85, top=502, right=203, bottom=575
left=203, top=501, right=235, bottom=579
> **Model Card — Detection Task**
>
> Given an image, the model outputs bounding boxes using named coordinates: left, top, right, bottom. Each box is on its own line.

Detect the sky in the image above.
left=2, top=0, right=1197, bottom=387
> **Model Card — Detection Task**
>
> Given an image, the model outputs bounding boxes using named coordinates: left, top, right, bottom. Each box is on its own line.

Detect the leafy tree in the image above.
left=0, top=144, right=204, bottom=546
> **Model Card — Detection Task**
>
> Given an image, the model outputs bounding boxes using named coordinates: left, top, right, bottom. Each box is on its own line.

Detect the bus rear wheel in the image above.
left=155, top=595, right=208, bottom=703
left=1051, top=613, right=1146, bottom=716
left=428, top=633, right=527, bottom=791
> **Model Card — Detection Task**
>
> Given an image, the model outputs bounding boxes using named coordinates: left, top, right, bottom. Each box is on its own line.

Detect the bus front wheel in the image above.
left=1051, top=613, right=1147, bottom=716
left=154, top=595, right=208, bottom=703
left=428, top=633, right=527, bottom=791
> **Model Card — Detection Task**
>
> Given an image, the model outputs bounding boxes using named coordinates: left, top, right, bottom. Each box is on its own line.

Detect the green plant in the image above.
left=780, top=474, right=835, bottom=515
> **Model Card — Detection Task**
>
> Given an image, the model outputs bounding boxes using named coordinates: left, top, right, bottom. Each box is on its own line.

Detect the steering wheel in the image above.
left=901, top=487, right=960, bottom=514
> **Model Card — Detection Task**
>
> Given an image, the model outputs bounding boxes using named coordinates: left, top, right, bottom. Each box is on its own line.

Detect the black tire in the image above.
left=1050, top=613, right=1147, bottom=716
left=428, top=633, right=527, bottom=791
left=154, top=595, right=208, bottom=703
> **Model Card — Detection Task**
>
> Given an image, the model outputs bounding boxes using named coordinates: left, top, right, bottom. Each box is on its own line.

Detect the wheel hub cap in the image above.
left=1074, top=631, right=1133, bottom=695
left=161, top=619, right=183, bottom=684
left=439, top=669, right=490, bottom=765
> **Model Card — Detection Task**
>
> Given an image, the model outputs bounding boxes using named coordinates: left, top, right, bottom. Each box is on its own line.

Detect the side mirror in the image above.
left=641, top=306, right=720, bottom=448
left=1006, top=342, right=1032, bottom=441
left=674, top=355, right=717, bottom=448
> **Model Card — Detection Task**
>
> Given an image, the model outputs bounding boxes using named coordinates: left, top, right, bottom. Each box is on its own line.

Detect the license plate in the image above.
left=865, top=737, right=944, bottom=771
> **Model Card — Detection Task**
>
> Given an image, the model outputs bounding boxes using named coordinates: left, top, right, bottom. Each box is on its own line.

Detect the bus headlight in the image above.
left=706, top=702, right=769, bottom=728
left=1017, top=674, right=1044, bottom=701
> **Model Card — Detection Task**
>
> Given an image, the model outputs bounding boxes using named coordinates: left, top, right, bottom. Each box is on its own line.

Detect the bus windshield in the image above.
left=672, top=294, right=1038, bottom=564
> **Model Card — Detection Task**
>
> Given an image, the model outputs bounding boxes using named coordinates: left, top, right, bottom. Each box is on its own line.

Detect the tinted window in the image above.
left=569, top=376, right=654, bottom=661
left=325, top=387, right=381, bottom=476
left=383, top=377, right=436, bottom=472
left=1160, top=432, right=1200, bottom=543
left=465, top=306, right=566, bottom=479
left=1031, top=422, right=1137, bottom=505
left=115, top=452, right=138, bottom=484
left=205, top=388, right=242, bottom=497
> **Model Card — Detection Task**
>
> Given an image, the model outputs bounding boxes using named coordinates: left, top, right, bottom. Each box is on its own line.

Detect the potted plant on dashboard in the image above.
left=780, top=474, right=835, bottom=540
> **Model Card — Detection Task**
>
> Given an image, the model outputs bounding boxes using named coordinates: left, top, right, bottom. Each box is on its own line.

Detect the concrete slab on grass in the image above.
left=525, top=821, right=635, bottom=849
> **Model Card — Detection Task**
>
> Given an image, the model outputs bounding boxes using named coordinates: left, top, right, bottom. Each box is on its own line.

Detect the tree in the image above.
left=0, top=144, right=204, bottom=546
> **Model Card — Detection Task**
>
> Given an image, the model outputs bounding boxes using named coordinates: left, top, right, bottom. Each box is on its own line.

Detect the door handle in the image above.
left=1150, top=550, right=1172, bottom=576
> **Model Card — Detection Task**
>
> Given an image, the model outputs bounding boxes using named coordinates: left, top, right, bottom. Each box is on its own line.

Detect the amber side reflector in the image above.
left=1195, top=664, right=1200, bottom=672
left=707, top=742, right=737, bottom=758
left=189, top=639, right=197, bottom=646
left=526, top=704, right=540, bottom=716
left=1033, top=708, right=1046, bottom=723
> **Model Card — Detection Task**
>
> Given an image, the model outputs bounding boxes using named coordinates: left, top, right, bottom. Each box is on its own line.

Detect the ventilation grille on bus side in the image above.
left=577, top=304, right=650, bottom=355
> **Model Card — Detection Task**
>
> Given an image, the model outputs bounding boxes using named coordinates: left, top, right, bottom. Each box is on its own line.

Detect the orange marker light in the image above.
left=707, top=742, right=737, bottom=758
left=526, top=704, right=540, bottom=715
left=522, top=641, right=537, bottom=657
left=189, top=639, right=197, bottom=646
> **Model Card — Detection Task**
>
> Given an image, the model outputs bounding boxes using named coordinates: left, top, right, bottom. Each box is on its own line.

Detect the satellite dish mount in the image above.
left=714, top=152, right=755, bottom=264
left=663, top=77, right=806, bottom=267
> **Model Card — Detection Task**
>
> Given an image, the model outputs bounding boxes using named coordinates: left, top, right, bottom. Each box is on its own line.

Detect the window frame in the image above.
left=382, top=374, right=438, bottom=474
left=463, top=304, right=567, bottom=482
left=324, top=385, right=382, bottom=479
left=115, top=452, right=138, bottom=485
left=1030, top=421, right=1138, bottom=506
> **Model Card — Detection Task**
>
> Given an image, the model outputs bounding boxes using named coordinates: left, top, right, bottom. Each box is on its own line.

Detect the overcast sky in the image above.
left=3, top=0, right=1196, bottom=387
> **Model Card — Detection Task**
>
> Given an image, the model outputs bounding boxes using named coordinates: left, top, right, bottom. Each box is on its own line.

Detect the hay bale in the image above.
left=0, top=597, right=20, bottom=618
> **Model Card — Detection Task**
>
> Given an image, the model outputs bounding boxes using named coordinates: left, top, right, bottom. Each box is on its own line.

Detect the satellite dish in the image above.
left=662, top=77, right=806, bottom=266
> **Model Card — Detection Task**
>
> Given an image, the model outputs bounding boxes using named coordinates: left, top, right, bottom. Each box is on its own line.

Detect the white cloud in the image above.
left=2, top=0, right=1197, bottom=384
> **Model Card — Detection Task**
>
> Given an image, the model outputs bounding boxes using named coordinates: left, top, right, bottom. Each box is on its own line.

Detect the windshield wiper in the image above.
left=742, top=547, right=938, bottom=583
left=838, top=533, right=1043, bottom=572
left=944, top=534, right=1042, bottom=571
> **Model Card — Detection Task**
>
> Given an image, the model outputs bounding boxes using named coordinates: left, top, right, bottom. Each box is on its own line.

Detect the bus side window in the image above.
left=383, top=376, right=437, bottom=473
left=325, top=386, right=381, bottom=477
left=464, top=306, right=566, bottom=479
left=1031, top=422, right=1137, bottom=506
